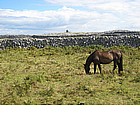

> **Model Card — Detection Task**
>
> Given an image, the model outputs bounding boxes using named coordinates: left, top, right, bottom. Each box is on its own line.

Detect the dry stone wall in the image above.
left=0, top=30, right=140, bottom=50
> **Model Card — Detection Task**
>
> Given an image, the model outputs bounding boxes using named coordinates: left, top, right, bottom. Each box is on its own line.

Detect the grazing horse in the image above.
left=84, top=50, right=123, bottom=74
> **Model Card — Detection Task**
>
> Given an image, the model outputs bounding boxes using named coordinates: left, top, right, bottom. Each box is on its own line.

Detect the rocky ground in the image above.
left=0, top=30, right=140, bottom=49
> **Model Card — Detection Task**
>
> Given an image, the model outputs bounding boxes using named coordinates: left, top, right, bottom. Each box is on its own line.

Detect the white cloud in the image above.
left=45, top=0, right=93, bottom=7
left=0, top=7, right=103, bottom=34
left=0, top=0, right=140, bottom=34
left=45, top=0, right=139, bottom=9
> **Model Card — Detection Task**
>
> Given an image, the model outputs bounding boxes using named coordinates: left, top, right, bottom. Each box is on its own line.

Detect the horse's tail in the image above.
left=119, top=53, right=123, bottom=71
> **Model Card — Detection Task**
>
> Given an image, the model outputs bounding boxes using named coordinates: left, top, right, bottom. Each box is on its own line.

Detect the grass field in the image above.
left=0, top=46, right=140, bottom=105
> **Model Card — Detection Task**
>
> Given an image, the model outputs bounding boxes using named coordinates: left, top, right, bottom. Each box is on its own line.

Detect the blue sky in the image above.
left=0, top=0, right=61, bottom=10
left=0, top=0, right=140, bottom=34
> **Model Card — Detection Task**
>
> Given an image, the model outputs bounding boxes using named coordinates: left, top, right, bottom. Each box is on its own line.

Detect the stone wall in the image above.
left=0, top=30, right=140, bottom=50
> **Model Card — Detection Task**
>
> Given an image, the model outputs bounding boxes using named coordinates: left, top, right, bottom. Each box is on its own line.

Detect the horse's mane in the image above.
left=86, top=50, right=98, bottom=64
left=90, top=50, right=98, bottom=56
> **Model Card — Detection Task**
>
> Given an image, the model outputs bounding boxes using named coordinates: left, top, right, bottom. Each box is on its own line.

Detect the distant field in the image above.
left=0, top=46, right=140, bottom=105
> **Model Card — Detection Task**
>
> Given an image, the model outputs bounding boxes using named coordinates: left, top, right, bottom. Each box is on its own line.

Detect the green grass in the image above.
left=0, top=46, right=140, bottom=105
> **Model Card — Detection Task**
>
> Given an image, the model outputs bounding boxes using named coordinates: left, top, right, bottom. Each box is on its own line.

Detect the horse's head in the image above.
left=84, top=64, right=90, bottom=74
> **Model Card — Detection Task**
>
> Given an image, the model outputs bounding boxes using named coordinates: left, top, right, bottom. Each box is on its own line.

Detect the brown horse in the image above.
left=84, top=50, right=123, bottom=74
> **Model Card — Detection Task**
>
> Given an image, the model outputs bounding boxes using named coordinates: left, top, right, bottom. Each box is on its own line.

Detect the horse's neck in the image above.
left=86, top=51, right=98, bottom=66
left=86, top=55, right=92, bottom=66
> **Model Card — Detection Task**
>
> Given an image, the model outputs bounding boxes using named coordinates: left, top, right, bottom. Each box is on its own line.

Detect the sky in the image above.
left=0, top=0, right=140, bottom=34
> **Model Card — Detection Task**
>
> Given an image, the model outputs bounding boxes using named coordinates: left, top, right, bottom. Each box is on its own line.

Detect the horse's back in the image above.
left=90, top=49, right=122, bottom=60
left=90, top=50, right=114, bottom=64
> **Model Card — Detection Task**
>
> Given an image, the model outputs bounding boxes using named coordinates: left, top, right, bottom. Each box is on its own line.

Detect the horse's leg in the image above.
left=98, top=64, right=101, bottom=74
left=117, top=62, right=121, bottom=74
left=113, top=60, right=117, bottom=73
left=94, top=64, right=97, bottom=74
left=117, top=56, right=123, bottom=73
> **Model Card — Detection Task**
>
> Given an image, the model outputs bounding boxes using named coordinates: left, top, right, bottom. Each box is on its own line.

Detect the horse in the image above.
left=84, top=50, right=123, bottom=74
